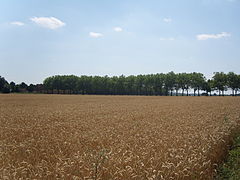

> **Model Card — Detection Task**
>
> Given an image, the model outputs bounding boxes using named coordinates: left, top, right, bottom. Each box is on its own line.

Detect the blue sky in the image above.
left=0, top=0, right=240, bottom=84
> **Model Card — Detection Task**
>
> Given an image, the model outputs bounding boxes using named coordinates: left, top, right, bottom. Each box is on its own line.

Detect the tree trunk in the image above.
left=182, top=89, right=184, bottom=96
left=176, top=89, right=178, bottom=96
left=165, top=88, right=168, bottom=96
left=219, top=89, right=221, bottom=96
left=197, top=88, right=200, bottom=96
left=187, top=89, right=189, bottom=96
left=194, top=89, right=196, bottom=96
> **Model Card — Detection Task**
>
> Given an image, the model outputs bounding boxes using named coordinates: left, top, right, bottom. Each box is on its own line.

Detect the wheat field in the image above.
left=0, top=94, right=240, bottom=179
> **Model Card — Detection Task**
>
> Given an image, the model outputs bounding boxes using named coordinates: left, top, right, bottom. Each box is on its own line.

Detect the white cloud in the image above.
left=160, top=37, right=175, bottom=41
left=11, top=21, right=24, bottom=26
left=30, top=17, right=65, bottom=29
left=114, top=27, right=123, bottom=32
left=163, top=18, right=172, bottom=23
left=196, top=32, right=231, bottom=40
left=89, top=32, right=103, bottom=38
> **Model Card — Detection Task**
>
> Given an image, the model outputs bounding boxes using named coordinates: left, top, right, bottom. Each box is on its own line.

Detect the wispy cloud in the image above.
left=160, top=37, right=175, bottom=41
left=30, top=17, right=65, bottom=29
left=196, top=32, right=231, bottom=40
left=163, top=18, right=172, bottom=23
left=114, top=27, right=123, bottom=32
left=89, top=32, right=103, bottom=38
left=11, top=21, right=24, bottom=26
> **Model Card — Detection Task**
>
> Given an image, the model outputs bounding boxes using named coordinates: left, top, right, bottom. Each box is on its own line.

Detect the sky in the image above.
left=0, top=0, right=240, bottom=84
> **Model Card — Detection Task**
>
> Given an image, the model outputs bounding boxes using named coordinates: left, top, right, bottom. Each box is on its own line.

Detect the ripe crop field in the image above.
left=0, top=94, right=240, bottom=180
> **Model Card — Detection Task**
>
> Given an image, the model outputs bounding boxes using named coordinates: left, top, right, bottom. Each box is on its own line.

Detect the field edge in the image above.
left=215, top=131, right=240, bottom=180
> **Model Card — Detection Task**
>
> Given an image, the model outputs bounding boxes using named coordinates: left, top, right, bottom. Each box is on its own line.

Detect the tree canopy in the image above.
left=1, top=72, right=240, bottom=96
left=41, top=72, right=240, bottom=96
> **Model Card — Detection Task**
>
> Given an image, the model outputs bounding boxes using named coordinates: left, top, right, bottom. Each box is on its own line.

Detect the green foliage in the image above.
left=2, top=83, right=10, bottom=93
left=190, top=72, right=205, bottom=96
left=216, top=135, right=240, bottom=180
left=227, top=72, right=239, bottom=96
left=0, top=76, right=8, bottom=92
left=2, top=71, right=240, bottom=95
left=213, top=72, right=228, bottom=95
left=40, top=72, right=240, bottom=96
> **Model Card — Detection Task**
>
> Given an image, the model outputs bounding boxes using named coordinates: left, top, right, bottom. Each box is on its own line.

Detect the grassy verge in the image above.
left=216, top=134, right=240, bottom=180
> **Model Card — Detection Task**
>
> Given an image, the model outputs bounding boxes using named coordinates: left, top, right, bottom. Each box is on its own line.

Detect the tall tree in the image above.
left=212, top=72, right=227, bottom=96
left=165, top=71, right=176, bottom=96
left=227, top=72, right=238, bottom=96
left=178, top=73, right=190, bottom=96
left=9, top=82, right=16, bottom=92
left=43, top=77, right=54, bottom=93
left=0, top=76, right=8, bottom=92
left=190, top=72, right=205, bottom=96
left=153, top=73, right=164, bottom=96
left=236, top=75, right=240, bottom=95
left=202, top=79, right=214, bottom=96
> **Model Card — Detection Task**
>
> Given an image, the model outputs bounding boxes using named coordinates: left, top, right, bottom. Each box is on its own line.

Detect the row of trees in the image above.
left=42, top=72, right=240, bottom=96
left=1, top=72, right=240, bottom=96
left=0, top=76, right=44, bottom=93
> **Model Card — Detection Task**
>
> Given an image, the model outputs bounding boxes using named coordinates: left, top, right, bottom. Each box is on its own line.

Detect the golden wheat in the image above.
left=0, top=94, right=240, bottom=179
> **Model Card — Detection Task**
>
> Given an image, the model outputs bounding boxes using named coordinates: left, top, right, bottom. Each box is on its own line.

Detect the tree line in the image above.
left=1, top=72, right=240, bottom=96
left=0, top=76, right=44, bottom=94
